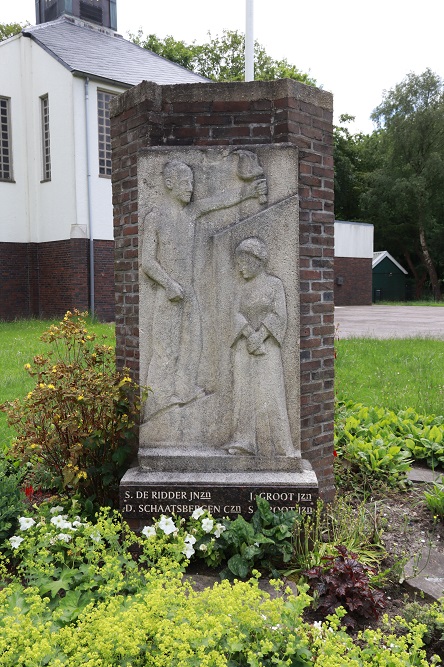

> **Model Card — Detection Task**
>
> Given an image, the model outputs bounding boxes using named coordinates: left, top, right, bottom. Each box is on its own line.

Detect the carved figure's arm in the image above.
left=141, top=224, right=183, bottom=302
left=190, top=179, right=267, bottom=220
left=261, top=280, right=287, bottom=345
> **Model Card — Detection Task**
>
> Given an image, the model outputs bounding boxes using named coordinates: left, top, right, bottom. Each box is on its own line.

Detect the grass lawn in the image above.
left=335, top=337, right=444, bottom=416
left=0, top=318, right=114, bottom=447
left=2, top=317, right=444, bottom=446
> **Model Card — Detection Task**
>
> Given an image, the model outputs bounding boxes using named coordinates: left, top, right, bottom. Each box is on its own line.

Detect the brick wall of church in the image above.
left=0, top=239, right=114, bottom=321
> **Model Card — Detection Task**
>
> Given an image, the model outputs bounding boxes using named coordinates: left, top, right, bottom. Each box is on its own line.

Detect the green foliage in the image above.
left=336, top=401, right=444, bottom=478
left=0, top=311, right=144, bottom=507
left=334, top=114, right=383, bottom=221
left=0, top=503, right=440, bottom=665
left=291, top=499, right=385, bottom=573
left=2, top=504, right=143, bottom=623
left=130, top=28, right=317, bottom=85
left=139, top=498, right=300, bottom=580
left=0, top=455, right=26, bottom=543
left=0, top=317, right=114, bottom=447
left=304, top=545, right=386, bottom=628
left=424, top=477, right=444, bottom=519
left=335, top=401, right=414, bottom=493
left=364, top=69, right=444, bottom=300
left=0, top=22, right=27, bottom=42
left=217, top=496, right=300, bottom=580
left=397, top=598, right=444, bottom=647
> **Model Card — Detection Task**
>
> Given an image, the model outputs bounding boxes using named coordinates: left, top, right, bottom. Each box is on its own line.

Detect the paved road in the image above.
left=334, top=306, right=444, bottom=339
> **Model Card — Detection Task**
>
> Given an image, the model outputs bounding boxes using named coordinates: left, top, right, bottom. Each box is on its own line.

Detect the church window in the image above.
left=41, top=95, right=51, bottom=181
left=0, top=97, right=13, bottom=181
left=97, top=90, right=116, bottom=177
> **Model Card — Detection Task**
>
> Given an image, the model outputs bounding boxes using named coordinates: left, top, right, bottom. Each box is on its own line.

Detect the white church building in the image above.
left=0, top=0, right=206, bottom=320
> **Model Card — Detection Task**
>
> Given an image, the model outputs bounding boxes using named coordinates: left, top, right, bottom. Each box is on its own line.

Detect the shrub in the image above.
left=1, top=311, right=145, bottom=508
left=0, top=455, right=26, bottom=545
left=335, top=401, right=444, bottom=479
left=291, top=499, right=385, bottom=573
left=1, top=505, right=440, bottom=665
left=303, top=545, right=386, bottom=628
left=217, top=496, right=300, bottom=579
left=398, top=598, right=444, bottom=647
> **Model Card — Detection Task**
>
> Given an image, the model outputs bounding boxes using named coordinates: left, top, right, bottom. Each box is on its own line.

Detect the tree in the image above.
left=0, top=22, right=27, bottom=42
left=334, top=114, right=383, bottom=221
left=365, top=69, right=444, bottom=300
left=129, top=29, right=316, bottom=85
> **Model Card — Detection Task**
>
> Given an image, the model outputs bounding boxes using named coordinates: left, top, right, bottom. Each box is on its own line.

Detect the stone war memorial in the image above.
left=111, top=80, right=335, bottom=528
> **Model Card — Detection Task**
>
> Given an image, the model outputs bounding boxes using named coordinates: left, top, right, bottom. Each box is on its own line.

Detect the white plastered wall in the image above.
left=73, top=76, right=124, bottom=241
left=0, top=34, right=125, bottom=244
left=0, top=36, right=30, bottom=243
left=334, top=221, right=374, bottom=259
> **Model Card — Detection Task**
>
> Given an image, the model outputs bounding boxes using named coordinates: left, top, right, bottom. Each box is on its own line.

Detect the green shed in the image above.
left=372, top=251, right=408, bottom=302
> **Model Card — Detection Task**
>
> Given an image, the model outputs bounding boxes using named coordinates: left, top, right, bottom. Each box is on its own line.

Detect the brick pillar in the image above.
left=111, top=79, right=335, bottom=500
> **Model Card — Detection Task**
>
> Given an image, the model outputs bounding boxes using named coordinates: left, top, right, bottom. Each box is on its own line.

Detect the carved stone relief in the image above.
left=138, top=145, right=300, bottom=464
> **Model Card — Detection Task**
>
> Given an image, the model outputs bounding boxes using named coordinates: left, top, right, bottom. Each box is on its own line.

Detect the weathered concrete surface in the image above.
left=408, top=465, right=443, bottom=484
left=138, top=144, right=301, bottom=459
left=335, top=306, right=444, bottom=339
left=404, top=549, right=444, bottom=601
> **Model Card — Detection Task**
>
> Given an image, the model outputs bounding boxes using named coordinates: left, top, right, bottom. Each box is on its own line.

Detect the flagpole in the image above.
left=245, top=0, right=254, bottom=81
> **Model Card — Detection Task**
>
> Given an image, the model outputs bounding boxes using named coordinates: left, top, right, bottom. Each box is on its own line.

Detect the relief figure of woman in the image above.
left=226, top=237, right=296, bottom=457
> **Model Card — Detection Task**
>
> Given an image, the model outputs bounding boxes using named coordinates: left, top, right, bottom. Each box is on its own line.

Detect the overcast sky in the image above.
left=3, top=1, right=444, bottom=134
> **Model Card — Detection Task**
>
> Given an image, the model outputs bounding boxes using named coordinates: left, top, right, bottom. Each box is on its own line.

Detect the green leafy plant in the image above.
left=216, top=496, right=300, bottom=580
left=291, top=499, right=385, bottom=573
left=396, top=598, right=444, bottom=649
left=424, top=477, right=444, bottom=519
left=1, top=310, right=145, bottom=507
left=304, top=545, right=386, bottom=628
left=0, top=455, right=26, bottom=545
left=335, top=401, right=444, bottom=475
left=140, top=498, right=300, bottom=580
left=2, top=503, right=143, bottom=623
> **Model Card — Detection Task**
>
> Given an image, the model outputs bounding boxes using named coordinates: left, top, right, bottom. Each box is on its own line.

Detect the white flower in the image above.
left=90, top=531, right=101, bottom=543
left=142, top=525, right=156, bottom=538
left=182, top=543, right=195, bottom=558
left=192, top=507, right=205, bottom=520
left=57, top=533, right=71, bottom=543
left=18, top=517, right=35, bottom=531
left=72, top=521, right=82, bottom=528
left=9, top=536, right=24, bottom=549
left=213, top=523, right=226, bottom=538
left=158, top=515, right=176, bottom=535
left=184, top=533, right=196, bottom=545
left=201, top=518, right=214, bottom=533
left=50, top=515, right=73, bottom=530
left=199, top=543, right=208, bottom=552
left=50, top=505, right=64, bottom=514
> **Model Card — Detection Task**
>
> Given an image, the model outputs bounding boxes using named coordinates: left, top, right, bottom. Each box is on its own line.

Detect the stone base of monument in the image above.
left=120, top=458, right=318, bottom=530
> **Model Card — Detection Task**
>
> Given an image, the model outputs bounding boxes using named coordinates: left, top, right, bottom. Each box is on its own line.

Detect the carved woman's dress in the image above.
left=229, top=271, right=295, bottom=457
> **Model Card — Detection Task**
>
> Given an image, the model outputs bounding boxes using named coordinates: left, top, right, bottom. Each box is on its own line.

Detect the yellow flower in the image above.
left=39, top=383, right=46, bottom=388
left=47, top=384, right=55, bottom=390
left=77, top=395, right=84, bottom=401
left=24, top=363, right=31, bottom=370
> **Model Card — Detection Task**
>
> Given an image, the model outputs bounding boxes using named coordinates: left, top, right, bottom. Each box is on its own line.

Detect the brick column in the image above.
left=111, top=79, right=335, bottom=500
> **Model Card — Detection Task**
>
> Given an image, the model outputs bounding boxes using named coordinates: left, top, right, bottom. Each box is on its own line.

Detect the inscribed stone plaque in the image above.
left=120, top=143, right=318, bottom=522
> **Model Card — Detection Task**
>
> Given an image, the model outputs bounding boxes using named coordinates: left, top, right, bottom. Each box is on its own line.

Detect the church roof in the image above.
left=23, top=16, right=208, bottom=87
